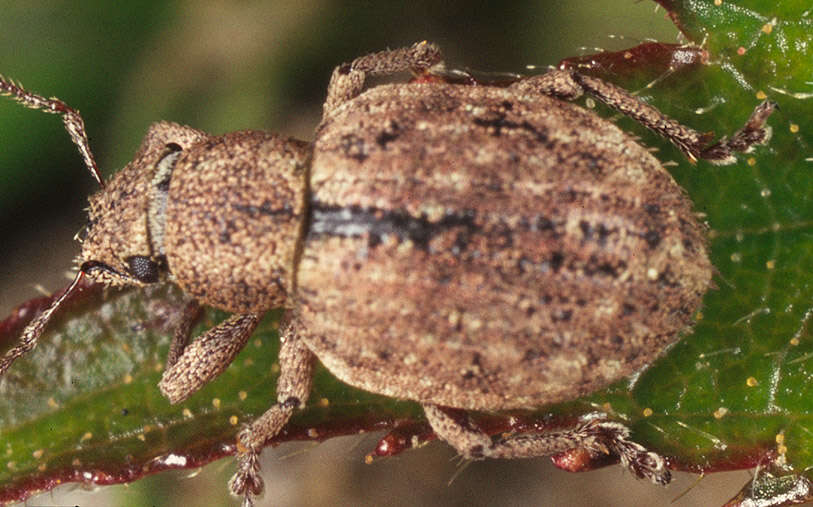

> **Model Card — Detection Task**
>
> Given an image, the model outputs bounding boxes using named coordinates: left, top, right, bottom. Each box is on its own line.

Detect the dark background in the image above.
left=0, top=1, right=750, bottom=505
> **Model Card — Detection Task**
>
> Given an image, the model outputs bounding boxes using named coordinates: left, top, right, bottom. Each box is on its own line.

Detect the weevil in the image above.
left=0, top=42, right=774, bottom=505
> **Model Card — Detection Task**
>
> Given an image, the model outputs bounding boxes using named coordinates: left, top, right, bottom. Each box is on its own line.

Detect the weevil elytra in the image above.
left=0, top=42, right=774, bottom=505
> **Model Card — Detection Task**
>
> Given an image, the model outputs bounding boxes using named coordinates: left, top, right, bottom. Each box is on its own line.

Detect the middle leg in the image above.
left=228, top=318, right=315, bottom=505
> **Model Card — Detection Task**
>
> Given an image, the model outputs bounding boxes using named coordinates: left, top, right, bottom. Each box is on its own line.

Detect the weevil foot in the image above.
left=227, top=318, right=315, bottom=503
left=578, top=420, right=671, bottom=485
left=228, top=436, right=264, bottom=507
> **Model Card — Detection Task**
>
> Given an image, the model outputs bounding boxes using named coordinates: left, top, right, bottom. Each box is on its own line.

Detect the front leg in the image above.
left=323, top=41, right=444, bottom=116
left=159, top=312, right=260, bottom=403
left=512, top=69, right=775, bottom=164
left=229, top=318, right=315, bottom=506
left=165, top=299, right=203, bottom=368
left=423, top=404, right=670, bottom=485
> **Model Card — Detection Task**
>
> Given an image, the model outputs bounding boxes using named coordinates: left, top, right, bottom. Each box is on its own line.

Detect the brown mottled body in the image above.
left=299, top=82, right=711, bottom=410
left=0, top=41, right=775, bottom=506
left=165, top=132, right=310, bottom=313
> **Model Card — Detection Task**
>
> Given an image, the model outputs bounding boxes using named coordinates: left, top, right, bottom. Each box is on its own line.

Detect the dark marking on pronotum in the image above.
left=232, top=200, right=297, bottom=218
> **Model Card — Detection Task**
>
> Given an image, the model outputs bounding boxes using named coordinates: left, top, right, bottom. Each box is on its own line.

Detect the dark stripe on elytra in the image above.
left=306, top=201, right=657, bottom=282
left=308, top=202, right=477, bottom=250
left=307, top=201, right=648, bottom=254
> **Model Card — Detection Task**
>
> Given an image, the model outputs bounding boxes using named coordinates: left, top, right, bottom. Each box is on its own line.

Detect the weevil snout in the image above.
left=78, top=123, right=208, bottom=287
left=79, top=154, right=168, bottom=287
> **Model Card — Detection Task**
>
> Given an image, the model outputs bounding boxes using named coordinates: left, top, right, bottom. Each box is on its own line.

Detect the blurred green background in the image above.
left=0, top=0, right=754, bottom=505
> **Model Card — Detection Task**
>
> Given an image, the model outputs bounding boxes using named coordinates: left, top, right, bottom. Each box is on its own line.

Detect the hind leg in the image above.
left=423, top=404, right=670, bottom=485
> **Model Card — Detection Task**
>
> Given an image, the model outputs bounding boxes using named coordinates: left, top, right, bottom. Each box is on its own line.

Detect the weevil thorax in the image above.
left=81, top=121, right=209, bottom=287
left=163, top=131, right=311, bottom=314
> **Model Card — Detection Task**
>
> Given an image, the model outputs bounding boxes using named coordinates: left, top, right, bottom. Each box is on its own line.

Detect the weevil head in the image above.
left=79, top=121, right=209, bottom=287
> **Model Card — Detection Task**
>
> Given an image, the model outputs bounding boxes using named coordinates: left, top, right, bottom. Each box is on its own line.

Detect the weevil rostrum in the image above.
left=0, top=42, right=774, bottom=504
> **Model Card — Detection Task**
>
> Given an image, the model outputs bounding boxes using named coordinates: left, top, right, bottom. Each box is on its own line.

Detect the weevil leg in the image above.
left=512, top=70, right=775, bottom=165
left=423, top=404, right=670, bottom=485
left=323, top=40, right=444, bottom=117
left=229, top=318, right=315, bottom=506
left=165, top=299, right=203, bottom=368
left=159, top=312, right=260, bottom=403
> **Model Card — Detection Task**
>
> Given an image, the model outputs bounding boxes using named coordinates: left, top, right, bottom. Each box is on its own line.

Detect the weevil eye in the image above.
left=125, top=255, right=160, bottom=283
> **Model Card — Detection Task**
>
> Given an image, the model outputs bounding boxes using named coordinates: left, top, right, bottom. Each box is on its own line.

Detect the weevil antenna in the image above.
left=0, top=75, right=104, bottom=187
left=0, top=270, right=86, bottom=377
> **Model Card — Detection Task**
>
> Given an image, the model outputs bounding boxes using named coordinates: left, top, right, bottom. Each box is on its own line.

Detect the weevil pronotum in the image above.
left=0, top=42, right=774, bottom=505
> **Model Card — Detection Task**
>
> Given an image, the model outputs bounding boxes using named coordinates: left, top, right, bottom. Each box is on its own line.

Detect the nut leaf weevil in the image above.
left=0, top=42, right=774, bottom=505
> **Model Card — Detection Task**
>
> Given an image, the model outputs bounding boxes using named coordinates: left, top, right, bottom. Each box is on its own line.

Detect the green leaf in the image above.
left=570, top=1, right=813, bottom=504
left=0, top=1, right=811, bottom=505
left=0, top=283, right=426, bottom=504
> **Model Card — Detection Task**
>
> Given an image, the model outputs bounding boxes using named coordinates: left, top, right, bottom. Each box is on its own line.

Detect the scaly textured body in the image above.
left=299, top=82, right=711, bottom=410
left=0, top=42, right=774, bottom=505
